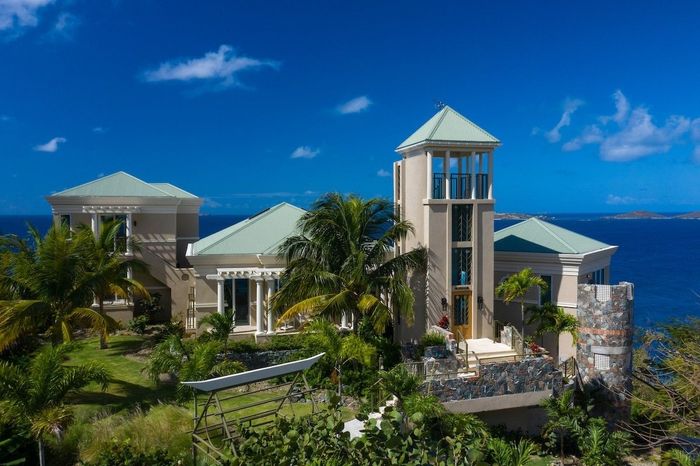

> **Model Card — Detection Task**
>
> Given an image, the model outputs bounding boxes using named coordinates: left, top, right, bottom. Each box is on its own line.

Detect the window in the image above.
left=540, top=275, right=552, bottom=304
left=59, top=214, right=71, bottom=229
left=452, top=205, right=472, bottom=242
left=100, top=214, right=127, bottom=251
left=451, top=247, right=471, bottom=286
left=453, top=294, right=469, bottom=325
left=594, top=353, right=610, bottom=370
left=586, top=268, right=606, bottom=285
left=396, top=165, right=401, bottom=200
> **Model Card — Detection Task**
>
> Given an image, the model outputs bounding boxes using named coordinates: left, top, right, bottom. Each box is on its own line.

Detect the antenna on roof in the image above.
left=434, top=100, right=446, bottom=110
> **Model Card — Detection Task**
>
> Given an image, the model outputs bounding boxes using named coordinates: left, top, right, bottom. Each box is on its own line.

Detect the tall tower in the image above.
left=393, top=106, right=500, bottom=342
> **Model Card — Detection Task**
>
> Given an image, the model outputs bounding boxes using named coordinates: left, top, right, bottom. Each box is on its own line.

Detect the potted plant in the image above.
left=420, top=332, right=449, bottom=359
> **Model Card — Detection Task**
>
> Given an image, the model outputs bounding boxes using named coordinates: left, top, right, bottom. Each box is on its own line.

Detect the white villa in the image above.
left=46, top=106, right=617, bottom=363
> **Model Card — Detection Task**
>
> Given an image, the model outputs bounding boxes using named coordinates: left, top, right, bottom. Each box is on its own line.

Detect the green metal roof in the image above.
left=191, top=202, right=306, bottom=256
left=494, top=218, right=612, bottom=254
left=49, top=172, right=198, bottom=198
left=397, top=105, right=500, bottom=151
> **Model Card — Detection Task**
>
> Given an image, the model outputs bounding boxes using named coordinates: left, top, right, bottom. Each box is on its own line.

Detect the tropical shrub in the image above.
left=126, top=314, right=149, bottom=335
left=418, top=331, right=447, bottom=355
left=486, top=437, right=538, bottom=466
left=576, top=417, right=631, bottom=466
left=378, top=363, right=421, bottom=407
left=198, top=307, right=235, bottom=349
left=146, top=334, right=245, bottom=399
left=228, top=407, right=490, bottom=466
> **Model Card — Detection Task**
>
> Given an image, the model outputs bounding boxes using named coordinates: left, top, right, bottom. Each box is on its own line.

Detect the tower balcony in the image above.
left=432, top=173, right=490, bottom=200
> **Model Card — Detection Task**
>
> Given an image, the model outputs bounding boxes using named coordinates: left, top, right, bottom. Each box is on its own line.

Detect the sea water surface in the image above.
left=1, top=214, right=698, bottom=327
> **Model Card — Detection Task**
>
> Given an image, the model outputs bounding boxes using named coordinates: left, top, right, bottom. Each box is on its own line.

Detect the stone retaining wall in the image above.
left=222, top=350, right=300, bottom=370
left=420, top=357, right=563, bottom=403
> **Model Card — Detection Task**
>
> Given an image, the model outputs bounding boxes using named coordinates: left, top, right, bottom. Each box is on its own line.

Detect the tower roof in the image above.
left=397, top=105, right=500, bottom=151
left=49, top=171, right=198, bottom=199
left=190, top=202, right=305, bottom=256
left=494, top=218, right=614, bottom=255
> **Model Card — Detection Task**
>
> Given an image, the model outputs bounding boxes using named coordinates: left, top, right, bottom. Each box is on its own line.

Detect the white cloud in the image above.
left=290, top=146, right=320, bottom=159
left=33, top=136, right=66, bottom=152
left=545, top=98, right=584, bottom=143
left=599, top=109, right=689, bottom=161
left=46, top=12, right=79, bottom=40
left=599, top=90, right=629, bottom=125
left=0, top=0, right=54, bottom=34
left=142, top=45, right=278, bottom=89
left=203, top=197, right=222, bottom=208
left=337, top=96, right=372, bottom=114
left=606, top=194, right=636, bottom=205
left=561, top=90, right=694, bottom=162
left=691, top=118, right=700, bottom=163
left=562, top=125, right=604, bottom=152
left=92, top=126, right=106, bottom=134
left=0, top=114, right=10, bottom=122
left=377, top=169, right=391, bottom=177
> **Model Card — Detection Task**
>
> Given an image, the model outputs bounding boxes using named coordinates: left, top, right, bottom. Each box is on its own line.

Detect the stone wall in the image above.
left=420, top=357, right=563, bottom=402
left=222, top=350, right=300, bottom=370
left=576, top=283, right=634, bottom=424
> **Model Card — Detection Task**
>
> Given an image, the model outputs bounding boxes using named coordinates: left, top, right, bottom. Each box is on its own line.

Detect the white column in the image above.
left=487, top=151, right=494, bottom=200
left=91, top=213, right=98, bottom=235
left=125, top=212, right=133, bottom=256
left=266, top=278, right=276, bottom=335
left=426, top=151, right=433, bottom=199
left=216, top=277, right=225, bottom=315
left=470, top=151, right=477, bottom=200
left=445, top=151, right=451, bottom=200
left=230, top=278, right=236, bottom=324
left=255, top=278, right=265, bottom=335
left=341, top=311, right=348, bottom=329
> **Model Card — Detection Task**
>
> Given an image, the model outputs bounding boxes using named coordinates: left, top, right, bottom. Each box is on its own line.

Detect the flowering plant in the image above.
left=437, top=315, right=450, bottom=330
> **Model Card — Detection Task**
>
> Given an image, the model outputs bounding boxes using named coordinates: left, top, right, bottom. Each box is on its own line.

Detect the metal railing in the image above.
left=494, top=321, right=524, bottom=356
left=431, top=173, right=490, bottom=200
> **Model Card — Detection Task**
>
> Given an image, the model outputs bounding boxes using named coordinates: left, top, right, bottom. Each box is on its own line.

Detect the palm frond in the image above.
left=0, top=300, right=50, bottom=351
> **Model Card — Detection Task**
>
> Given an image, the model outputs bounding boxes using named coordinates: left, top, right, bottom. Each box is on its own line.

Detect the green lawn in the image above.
left=64, top=335, right=176, bottom=419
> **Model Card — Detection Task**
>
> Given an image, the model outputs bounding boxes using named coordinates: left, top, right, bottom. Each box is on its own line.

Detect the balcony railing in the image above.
left=432, top=173, right=489, bottom=200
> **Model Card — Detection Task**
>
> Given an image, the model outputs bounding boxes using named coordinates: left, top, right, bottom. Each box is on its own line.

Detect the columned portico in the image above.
left=206, top=267, right=284, bottom=337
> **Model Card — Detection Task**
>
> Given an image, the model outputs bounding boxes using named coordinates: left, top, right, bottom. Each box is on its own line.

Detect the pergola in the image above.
left=182, top=353, right=325, bottom=464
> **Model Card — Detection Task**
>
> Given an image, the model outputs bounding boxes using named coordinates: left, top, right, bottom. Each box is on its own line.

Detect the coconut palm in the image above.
left=0, top=344, right=109, bottom=466
left=302, top=319, right=376, bottom=396
left=272, top=193, right=426, bottom=335
left=0, top=223, right=119, bottom=350
left=198, top=307, right=236, bottom=351
left=495, top=268, right=548, bottom=350
left=75, top=220, right=150, bottom=349
left=526, top=302, right=579, bottom=352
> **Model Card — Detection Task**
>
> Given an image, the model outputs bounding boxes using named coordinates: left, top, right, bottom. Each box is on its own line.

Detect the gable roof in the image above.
left=190, top=202, right=306, bottom=256
left=397, top=105, right=500, bottom=151
left=49, top=172, right=198, bottom=199
left=494, top=218, right=613, bottom=255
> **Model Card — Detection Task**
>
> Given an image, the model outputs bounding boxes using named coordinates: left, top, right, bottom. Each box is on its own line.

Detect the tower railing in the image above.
left=431, top=173, right=489, bottom=200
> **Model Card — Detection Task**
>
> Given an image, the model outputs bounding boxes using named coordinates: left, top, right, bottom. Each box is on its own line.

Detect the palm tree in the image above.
left=198, top=307, right=236, bottom=351
left=302, top=319, right=376, bottom=396
left=541, top=389, right=585, bottom=462
left=0, top=223, right=118, bottom=350
left=527, top=302, right=579, bottom=351
left=0, top=345, right=109, bottom=466
left=495, top=268, right=547, bottom=351
left=75, top=220, right=150, bottom=349
left=272, top=193, right=426, bottom=335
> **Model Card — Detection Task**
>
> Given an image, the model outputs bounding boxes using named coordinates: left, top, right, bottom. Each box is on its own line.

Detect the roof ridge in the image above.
left=449, top=107, right=500, bottom=142
left=197, top=202, right=287, bottom=254
left=120, top=172, right=174, bottom=197
left=532, top=218, right=577, bottom=254
left=151, top=182, right=197, bottom=198
left=427, top=107, right=450, bottom=141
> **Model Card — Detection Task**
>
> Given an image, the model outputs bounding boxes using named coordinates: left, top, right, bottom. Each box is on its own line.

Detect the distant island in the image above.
left=494, top=212, right=552, bottom=221
left=604, top=210, right=700, bottom=220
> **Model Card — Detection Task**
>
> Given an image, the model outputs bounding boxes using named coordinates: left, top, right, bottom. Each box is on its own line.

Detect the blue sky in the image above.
left=1, top=1, right=700, bottom=214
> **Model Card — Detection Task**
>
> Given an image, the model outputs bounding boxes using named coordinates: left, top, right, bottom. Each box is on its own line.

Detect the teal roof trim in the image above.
left=192, top=202, right=306, bottom=256
left=494, top=218, right=613, bottom=255
left=49, top=172, right=198, bottom=199
left=397, top=105, right=500, bottom=150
